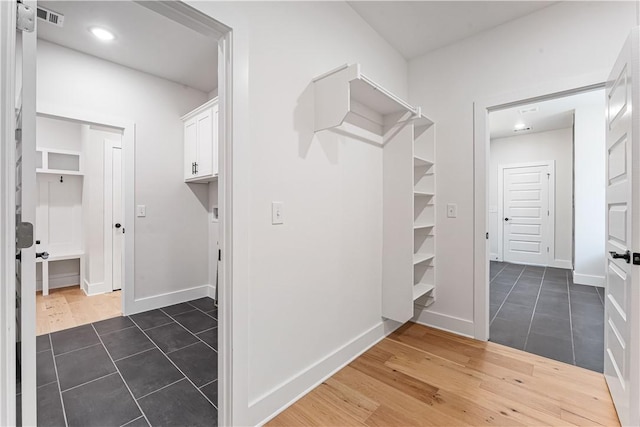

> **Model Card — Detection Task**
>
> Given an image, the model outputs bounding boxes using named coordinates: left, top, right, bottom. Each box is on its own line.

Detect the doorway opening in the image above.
left=4, top=1, right=234, bottom=426
left=486, top=88, right=606, bottom=371
left=35, top=114, right=125, bottom=335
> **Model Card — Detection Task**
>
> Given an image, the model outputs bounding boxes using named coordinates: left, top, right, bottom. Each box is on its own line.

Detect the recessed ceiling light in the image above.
left=89, top=27, right=115, bottom=41
left=514, top=122, right=527, bottom=131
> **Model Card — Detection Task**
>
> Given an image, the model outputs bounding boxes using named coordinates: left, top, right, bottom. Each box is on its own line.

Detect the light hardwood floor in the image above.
left=269, top=322, right=619, bottom=427
left=36, top=286, right=121, bottom=335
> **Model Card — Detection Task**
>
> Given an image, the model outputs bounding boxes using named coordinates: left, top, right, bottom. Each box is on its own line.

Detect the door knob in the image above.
left=504, top=218, right=510, bottom=221
left=36, top=251, right=49, bottom=260
left=610, top=250, right=631, bottom=263
left=115, top=223, right=121, bottom=229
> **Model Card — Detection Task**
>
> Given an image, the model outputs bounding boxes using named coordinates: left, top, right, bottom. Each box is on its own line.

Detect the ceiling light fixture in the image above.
left=89, top=27, right=115, bottom=41
left=513, top=122, right=527, bottom=131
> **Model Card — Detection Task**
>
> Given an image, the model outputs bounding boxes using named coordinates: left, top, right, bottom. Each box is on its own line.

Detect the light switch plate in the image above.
left=447, top=203, right=457, bottom=218
left=272, top=202, right=284, bottom=225
left=136, top=205, right=146, bottom=217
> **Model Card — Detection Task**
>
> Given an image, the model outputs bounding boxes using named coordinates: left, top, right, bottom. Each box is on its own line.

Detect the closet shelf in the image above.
left=413, top=253, right=435, bottom=265
left=35, top=250, right=84, bottom=263
left=413, top=283, right=435, bottom=301
left=414, top=190, right=434, bottom=197
left=414, top=223, right=435, bottom=230
left=313, top=64, right=421, bottom=145
left=36, top=169, right=84, bottom=176
left=414, top=155, right=434, bottom=168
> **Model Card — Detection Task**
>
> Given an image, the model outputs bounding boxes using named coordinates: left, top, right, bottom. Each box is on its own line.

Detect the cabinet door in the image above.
left=195, top=109, right=213, bottom=177
left=211, top=104, right=219, bottom=177
left=184, top=117, right=198, bottom=180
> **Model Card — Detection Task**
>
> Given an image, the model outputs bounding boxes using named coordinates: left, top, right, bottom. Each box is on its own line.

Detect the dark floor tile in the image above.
left=62, top=373, right=141, bottom=427
left=541, top=280, right=568, bottom=294
left=505, top=290, right=537, bottom=307
left=525, top=332, right=573, bottom=364
left=36, top=349, right=57, bottom=387
left=200, top=380, right=218, bottom=406
left=131, top=309, right=173, bottom=330
left=530, top=313, right=571, bottom=340
left=161, top=302, right=196, bottom=317
left=50, top=324, right=100, bottom=355
left=520, top=271, right=543, bottom=280
left=490, top=289, right=509, bottom=305
left=570, top=283, right=599, bottom=294
left=572, top=313, right=604, bottom=339
left=574, top=335, right=604, bottom=373
left=197, top=328, right=218, bottom=351
left=122, top=416, right=150, bottom=427
left=516, top=276, right=542, bottom=287
left=205, top=308, right=218, bottom=319
left=535, top=292, right=570, bottom=317
left=510, top=285, right=540, bottom=297
left=490, top=301, right=501, bottom=320
left=571, top=300, right=604, bottom=317
left=490, top=280, right=514, bottom=293
left=494, top=302, right=534, bottom=323
left=189, top=297, right=217, bottom=313
left=489, top=317, right=529, bottom=350
left=101, top=326, right=155, bottom=361
left=543, top=278, right=567, bottom=287
left=138, top=379, right=217, bottom=427
left=93, top=316, right=134, bottom=336
left=55, top=344, right=116, bottom=391
left=146, top=322, right=199, bottom=353
left=36, top=335, right=51, bottom=353
left=570, top=291, right=602, bottom=306
left=167, top=342, right=217, bottom=387
left=37, top=381, right=66, bottom=427
left=116, top=349, right=183, bottom=399
left=173, top=310, right=217, bottom=334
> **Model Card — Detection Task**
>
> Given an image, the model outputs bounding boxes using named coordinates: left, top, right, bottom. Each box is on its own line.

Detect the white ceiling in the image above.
left=348, top=1, right=557, bottom=59
left=489, top=89, right=605, bottom=139
left=37, top=1, right=218, bottom=93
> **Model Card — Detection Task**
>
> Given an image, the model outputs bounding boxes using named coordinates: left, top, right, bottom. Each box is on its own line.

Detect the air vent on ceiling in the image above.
left=37, top=6, right=64, bottom=27
left=514, top=126, right=532, bottom=133
left=518, top=106, right=538, bottom=115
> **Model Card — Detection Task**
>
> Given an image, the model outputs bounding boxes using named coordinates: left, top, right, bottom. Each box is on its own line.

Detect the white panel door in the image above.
left=502, top=163, right=550, bottom=266
left=104, top=140, right=123, bottom=292
left=604, top=28, right=640, bottom=427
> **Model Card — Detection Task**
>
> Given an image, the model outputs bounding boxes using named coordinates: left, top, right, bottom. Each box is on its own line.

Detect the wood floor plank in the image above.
left=269, top=322, right=620, bottom=426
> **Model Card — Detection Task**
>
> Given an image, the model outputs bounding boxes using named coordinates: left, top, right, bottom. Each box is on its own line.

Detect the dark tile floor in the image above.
left=32, top=297, right=218, bottom=427
left=490, top=261, right=604, bottom=372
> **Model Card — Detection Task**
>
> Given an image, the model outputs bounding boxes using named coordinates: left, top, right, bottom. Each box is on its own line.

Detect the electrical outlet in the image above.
left=272, top=202, right=284, bottom=225
left=447, top=203, right=457, bottom=218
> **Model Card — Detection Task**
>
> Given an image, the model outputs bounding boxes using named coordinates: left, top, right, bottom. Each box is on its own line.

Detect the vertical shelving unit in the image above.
left=312, top=64, right=436, bottom=323
left=413, top=118, right=436, bottom=308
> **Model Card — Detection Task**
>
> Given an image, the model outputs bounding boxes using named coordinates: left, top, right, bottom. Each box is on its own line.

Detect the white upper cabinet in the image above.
left=182, top=98, right=218, bottom=182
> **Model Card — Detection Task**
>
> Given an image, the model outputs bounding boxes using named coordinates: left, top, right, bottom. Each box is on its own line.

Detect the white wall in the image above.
left=208, top=182, right=218, bottom=295
left=574, top=98, right=606, bottom=286
left=188, top=1, right=407, bottom=424
left=36, top=116, right=81, bottom=151
left=408, top=1, right=637, bottom=333
left=37, top=40, right=211, bottom=302
left=489, top=128, right=573, bottom=267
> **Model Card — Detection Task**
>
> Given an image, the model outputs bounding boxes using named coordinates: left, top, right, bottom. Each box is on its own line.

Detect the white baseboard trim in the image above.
left=128, top=284, right=213, bottom=315
left=490, top=253, right=500, bottom=261
left=253, top=319, right=402, bottom=426
left=36, top=273, right=79, bottom=291
left=206, top=284, right=217, bottom=300
left=573, top=272, right=605, bottom=287
left=412, top=309, right=474, bottom=338
left=86, top=281, right=110, bottom=296
left=549, top=259, right=572, bottom=270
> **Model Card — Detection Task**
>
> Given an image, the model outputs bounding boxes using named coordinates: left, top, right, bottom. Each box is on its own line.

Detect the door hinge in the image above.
left=15, top=128, right=22, bottom=141
left=547, top=247, right=550, bottom=253
left=486, top=232, right=489, bottom=240
left=218, top=249, right=221, bottom=261
left=16, top=2, right=35, bottom=32
left=548, top=210, right=550, bottom=216
left=16, top=222, right=34, bottom=249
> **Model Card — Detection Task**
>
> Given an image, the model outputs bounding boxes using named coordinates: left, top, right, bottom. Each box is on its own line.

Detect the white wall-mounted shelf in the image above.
left=313, top=64, right=436, bottom=324
left=36, top=148, right=83, bottom=175
left=313, top=64, right=420, bottom=145
left=413, top=283, right=435, bottom=301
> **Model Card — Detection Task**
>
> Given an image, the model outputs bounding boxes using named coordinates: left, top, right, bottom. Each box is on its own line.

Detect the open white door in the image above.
left=0, top=1, right=38, bottom=425
left=604, top=28, right=640, bottom=427
left=500, top=162, right=552, bottom=266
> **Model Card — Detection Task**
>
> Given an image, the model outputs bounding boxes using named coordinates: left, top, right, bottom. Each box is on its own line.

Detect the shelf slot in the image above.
left=413, top=283, right=435, bottom=301
left=414, top=155, right=433, bottom=168
left=413, top=253, right=435, bottom=265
